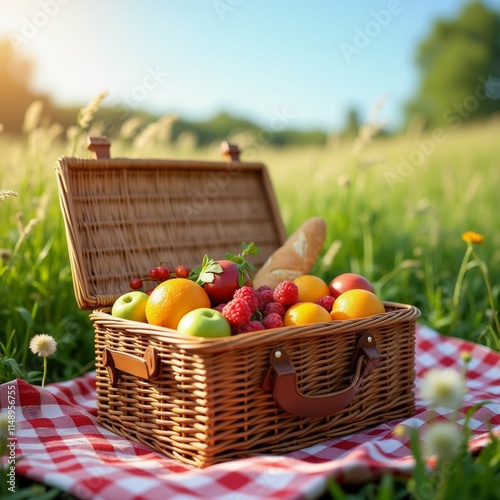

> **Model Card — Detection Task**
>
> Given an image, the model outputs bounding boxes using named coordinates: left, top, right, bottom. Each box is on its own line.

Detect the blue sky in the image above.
left=2, top=0, right=500, bottom=131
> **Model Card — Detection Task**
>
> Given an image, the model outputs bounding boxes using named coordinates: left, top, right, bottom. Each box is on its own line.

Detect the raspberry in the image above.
left=213, top=303, right=226, bottom=313
left=273, top=280, right=299, bottom=306
left=316, top=295, right=335, bottom=312
left=257, top=285, right=273, bottom=292
left=233, top=286, right=259, bottom=312
left=262, top=313, right=284, bottom=329
left=222, top=298, right=252, bottom=327
left=263, top=301, right=286, bottom=317
left=236, top=320, right=265, bottom=334
left=256, top=288, right=275, bottom=310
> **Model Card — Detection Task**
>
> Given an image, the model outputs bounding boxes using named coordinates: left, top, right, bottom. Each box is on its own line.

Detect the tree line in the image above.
left=1, top=0, right=499, bottom=144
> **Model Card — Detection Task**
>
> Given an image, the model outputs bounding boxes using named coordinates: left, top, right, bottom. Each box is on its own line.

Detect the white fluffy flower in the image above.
left=422, top=421, right=462, bottom=460
left=29, top=334, right=57, bottom=358
left=419, top=368, right=465, bottom=410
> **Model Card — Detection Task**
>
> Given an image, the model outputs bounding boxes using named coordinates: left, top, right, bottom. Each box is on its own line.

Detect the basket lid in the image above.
left=56, top=138, right=287, bottom=309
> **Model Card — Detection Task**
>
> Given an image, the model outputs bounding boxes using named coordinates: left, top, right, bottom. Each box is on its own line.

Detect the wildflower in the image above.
left=78, top=90, right=109, bottom=130
left=0, top=190, right=18, bottom=201
left=420, top=368, right=465, bottom=410
left=29, top=334, right=57, bottom=388
left=453, top=230, right=499, bottom=339
left=453, top=231, right=484, bottom=308
left=422, top=421, right=461, bottom=460
left=461, top=231, right=484, bottom=245
left=393, top=424, right=407, bottom=438
left=29, top=334, right=57, bottom=358
left=460, top=351, right=472, bottom=364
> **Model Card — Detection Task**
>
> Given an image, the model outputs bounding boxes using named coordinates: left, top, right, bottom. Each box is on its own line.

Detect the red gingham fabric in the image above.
left=1, top=325, right=499, bottom=499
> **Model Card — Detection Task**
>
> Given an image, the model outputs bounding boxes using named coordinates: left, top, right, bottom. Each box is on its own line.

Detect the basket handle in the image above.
left=261, top=332, right=381, bottom=418
left=102, top=346, right=161, bottom=386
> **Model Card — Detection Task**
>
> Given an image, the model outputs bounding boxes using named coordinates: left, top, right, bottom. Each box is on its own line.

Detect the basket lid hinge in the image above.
left=87, top=136, right=111, bottom=159
left=221, top=140, right=241, bottom=162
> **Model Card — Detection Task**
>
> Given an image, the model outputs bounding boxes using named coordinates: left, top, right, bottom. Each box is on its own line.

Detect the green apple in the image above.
left=177, top=308, right=231, bottom=338
left=111, top=291, right=149, bottom=323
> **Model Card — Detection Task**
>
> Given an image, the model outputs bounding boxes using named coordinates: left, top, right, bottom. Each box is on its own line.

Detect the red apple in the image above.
left=203, top=259, right=253, bottom=306
left=328, top=273, right=374, bottom=299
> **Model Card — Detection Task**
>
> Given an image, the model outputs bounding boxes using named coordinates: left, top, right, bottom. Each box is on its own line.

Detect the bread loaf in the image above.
left=254, top=217, right=327, bottom=289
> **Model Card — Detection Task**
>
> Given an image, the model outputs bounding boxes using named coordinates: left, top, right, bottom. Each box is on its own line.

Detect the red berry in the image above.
left=213, top=303, right=225, bottom=313
left=262, top=313, right=284, bottom=329
left=155, top=265, right=170, bottom=281
left=175, top=265, right=190, bottom=278
left=149, top=267, right=158, bottom=279
left=256, top=288, right=275, bottom=310
left=129, top=277, right=143, bottom=290
left=233, top=286, right=258, bottom=312
left=257, top=285, right=273, bottom=292
left=263, top=301, right=286, bottom=317
left=222, top=298, right=252, bottom=327
left=316, top=295, right=335, bottom=312
left=236, top=320, right=265, bottom=334
left=273, top=281, right=299, bottom=306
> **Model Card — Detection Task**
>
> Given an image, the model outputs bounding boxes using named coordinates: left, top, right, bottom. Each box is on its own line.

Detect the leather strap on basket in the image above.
left=102, top=346, right=161, bottom=386
left=262, top=332, right=381, bottom=418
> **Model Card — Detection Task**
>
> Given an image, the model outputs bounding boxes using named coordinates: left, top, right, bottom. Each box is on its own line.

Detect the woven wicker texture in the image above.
left=91, top=302, right=419, bottom=468
left=56, top=157, right=286, bottom=309
left=56, top=147, right=421, bottom=468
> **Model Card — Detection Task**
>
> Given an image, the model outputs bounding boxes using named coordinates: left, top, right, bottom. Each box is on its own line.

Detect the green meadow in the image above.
left=1, top=105, right=500, bottom=498
left=1, top=112, right=499, bottom=383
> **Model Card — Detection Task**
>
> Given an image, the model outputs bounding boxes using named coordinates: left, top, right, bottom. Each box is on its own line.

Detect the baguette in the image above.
left=254, top=217, right=327, bottom=289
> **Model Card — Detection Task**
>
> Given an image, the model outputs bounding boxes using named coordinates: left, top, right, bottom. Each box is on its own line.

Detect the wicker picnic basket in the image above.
left=55, top=137, right=420, bottom=468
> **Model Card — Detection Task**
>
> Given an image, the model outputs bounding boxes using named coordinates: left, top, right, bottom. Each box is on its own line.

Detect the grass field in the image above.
left=1, top=107, right=499, bottom=498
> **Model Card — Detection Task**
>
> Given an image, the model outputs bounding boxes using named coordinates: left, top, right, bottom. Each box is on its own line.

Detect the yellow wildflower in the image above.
left=393, top=425, right=407, bottom=438
left=460, top=351, right=472, bottom=364
left=462, top=231, right=484, bottom=245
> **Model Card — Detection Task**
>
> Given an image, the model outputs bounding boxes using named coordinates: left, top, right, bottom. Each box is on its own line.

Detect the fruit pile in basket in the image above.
left=111, top=224, right=386, bottom=338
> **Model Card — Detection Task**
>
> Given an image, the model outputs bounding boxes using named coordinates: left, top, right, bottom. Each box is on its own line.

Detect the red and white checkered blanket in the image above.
left=2, top=325, right=499, bottom=499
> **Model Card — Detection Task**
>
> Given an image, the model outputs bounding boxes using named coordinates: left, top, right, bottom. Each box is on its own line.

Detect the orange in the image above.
left=145, top=278, right=211, bottom=330
left=330, top=289, right=385, bottom=320
left=293, top=274, right=331, bottom=303
left=283, top=302, right=332, bottom=326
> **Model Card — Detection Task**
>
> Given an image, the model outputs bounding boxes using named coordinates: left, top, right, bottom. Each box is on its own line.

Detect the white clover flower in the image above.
left=29, top=334, right=57, bottom=358
left=420, top=368, right=466, bottom=410
left=422, top=421, right=462, bottom=460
